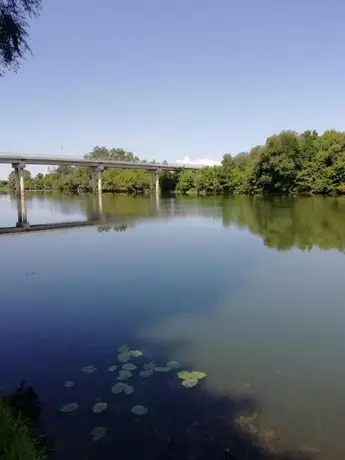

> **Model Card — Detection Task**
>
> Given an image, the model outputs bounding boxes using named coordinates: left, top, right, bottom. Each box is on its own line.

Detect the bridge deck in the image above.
left=0, top=154, right=203, bottom=170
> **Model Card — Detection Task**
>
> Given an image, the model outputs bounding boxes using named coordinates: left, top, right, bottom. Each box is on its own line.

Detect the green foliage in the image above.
left=0, top=400, right=47, bottom=460
left=6, top=131, right=345, bottom=196
left=0, top=0, right=41, bottom=75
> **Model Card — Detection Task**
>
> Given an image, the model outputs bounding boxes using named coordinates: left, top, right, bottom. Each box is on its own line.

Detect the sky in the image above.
left=1, top=0, right=345, bottom=178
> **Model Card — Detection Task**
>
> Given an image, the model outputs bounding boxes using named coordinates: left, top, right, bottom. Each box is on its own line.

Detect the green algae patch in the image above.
left=92, top=402, right=107, bottom=413
left=107, top=365, right=118, bottom=372
left=80, top=365, right=97, bottom=374
left=131, top=405, right=148, bottom=416
left=59, top=402, right=79, bottom=413
left=90, top=426, right=107, bottom=441
left=64, top=381, right=74, bottom=388
left=122, top=363, right=137, bottom=371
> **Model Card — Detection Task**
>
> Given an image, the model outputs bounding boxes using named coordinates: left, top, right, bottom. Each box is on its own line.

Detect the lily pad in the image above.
left=139, top=370, right=153, bottom=378
left=118, top=370, right=132, bottom=381
left=166, top=361, right=180, bottom=369
left=80, top=365, right=97, bottom=374
left=111, top=382, right=127, bottom=394
left=130, top=350, right=143, bottom=358
left=124, top=385, right=134, bottom=395
left=64, top=381, right=74, bottom=388
left=131, top=405, right=148, bottom=416
left=92, top=402, right=107, bottom=413
left=154, top=366, right=170, bottom=372
left=122, top=363, right=137, bottom=371
left=118, top=345, right=129, bottom=353
left=107, top=365, right=118, bottom=372
left=117, top=352, right=131, bottom=363
left=144, top=362, right=156, bottom=370
left=190, top=371, right=207, bottom=380
left=59, top=402, right=79, bottom=413
left=177, top=370, right=207, bottom=381
left=90, top=426, right=107, bottom=442
left=181, top=378, right=199, bottom=388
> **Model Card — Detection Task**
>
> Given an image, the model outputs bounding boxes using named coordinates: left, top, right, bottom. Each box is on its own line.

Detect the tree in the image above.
left=0, top=0, right=41, bottom=75
left=8, top=168, right=31, bottom=190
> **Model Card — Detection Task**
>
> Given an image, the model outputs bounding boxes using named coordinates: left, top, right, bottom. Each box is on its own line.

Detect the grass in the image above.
left=0, top=400, right=47, bottom=460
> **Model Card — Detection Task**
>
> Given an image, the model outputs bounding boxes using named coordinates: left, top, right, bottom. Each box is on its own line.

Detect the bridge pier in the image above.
left=12, top=162, right=26, bottom=197
left=91, top=166, right=104, bottom=193
left=150, top=170, right=161, bottom=196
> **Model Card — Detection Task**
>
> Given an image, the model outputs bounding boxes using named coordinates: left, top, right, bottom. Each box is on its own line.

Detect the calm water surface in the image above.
left=1, top=193, right=345, bottom=460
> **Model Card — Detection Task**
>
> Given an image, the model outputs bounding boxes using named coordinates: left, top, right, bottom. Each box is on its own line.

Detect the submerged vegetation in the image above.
left=2, top=130, right=345, bottom=196
left=0, top=383, right=47, bottom=460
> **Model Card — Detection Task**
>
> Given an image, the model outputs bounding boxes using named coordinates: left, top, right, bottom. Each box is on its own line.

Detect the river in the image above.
left=1, top=193, right=345, bottom=460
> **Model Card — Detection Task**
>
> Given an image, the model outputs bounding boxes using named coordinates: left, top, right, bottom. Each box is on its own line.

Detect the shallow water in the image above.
left=1, top=193, right=345, bottom=459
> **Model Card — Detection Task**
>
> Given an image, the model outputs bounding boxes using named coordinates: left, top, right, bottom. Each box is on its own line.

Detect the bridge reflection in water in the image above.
left=0, top=193, right=166, bottom=235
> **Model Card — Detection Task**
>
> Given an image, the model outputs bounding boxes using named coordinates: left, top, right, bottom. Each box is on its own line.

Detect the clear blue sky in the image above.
left=1, top=0, right=345, bottom=178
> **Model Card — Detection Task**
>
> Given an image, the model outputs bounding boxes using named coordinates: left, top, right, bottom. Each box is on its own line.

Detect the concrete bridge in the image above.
left=0, top=153, right=204, bottom=196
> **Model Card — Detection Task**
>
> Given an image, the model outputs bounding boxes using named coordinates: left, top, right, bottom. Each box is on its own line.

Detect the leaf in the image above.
left=80, top=365, right=97, bottom=374
left=117, top=345, right=129, bottom=353
left=181, top=379, right=198, bottom=388
left=111, top=382, right=127, bottom=394
left=59, top=403, right=79, bottom=413
left=92, top=402, right=107, bottom=413
left=130, top=350, right=143, bottom=358
left=90, top=426, right=107, bottom=441
left=122, top=363, right=137, bottom=371
left=124, top=385, right=134, bottom=395
left=131, top=405, right=148, bottom=415
left=64, top=381, right=74, bottom=388
left=107, top=365, right=118, bottom=372
left=139, top=370, right=153, bottom=378
left=118, top=370, right=132, bottom=381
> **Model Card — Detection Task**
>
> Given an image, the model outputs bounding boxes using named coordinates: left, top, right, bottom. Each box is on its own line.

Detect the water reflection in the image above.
left=2, top=194, right=345, bottom=254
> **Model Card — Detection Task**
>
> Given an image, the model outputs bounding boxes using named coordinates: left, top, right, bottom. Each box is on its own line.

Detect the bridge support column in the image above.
left=91, top=166, right=104, bottom=193
left=16, top=195, right=30, bottom=229
left=12, top=162, right=26, bottom=197
left=154, top=170, right=161, bottom=197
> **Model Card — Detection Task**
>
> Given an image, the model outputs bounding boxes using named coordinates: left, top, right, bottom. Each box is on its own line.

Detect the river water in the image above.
left=1, top=193, right=345, bottom=460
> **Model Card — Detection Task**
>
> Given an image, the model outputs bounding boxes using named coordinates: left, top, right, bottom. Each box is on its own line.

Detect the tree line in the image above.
left=2, top=130, right=345, bottom=195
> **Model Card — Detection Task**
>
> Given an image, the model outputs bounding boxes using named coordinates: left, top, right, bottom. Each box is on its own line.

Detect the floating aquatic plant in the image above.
left=90, top=426, right=107, bottom=441
left=131, top=405, right=148, bottom=416
left=177, top=370, right=207, bottom=388
left=118, top=370, right=132, bottom=381
left=144, top=362, right=156, bottom=370
left=64, top=381, right=74, bottom=388
left=80, top=365, right=97, bottom=374
left=118, top=345, right=129, bottom=353
left=122, top=363, right=137, bottom=371
left=130, top=350, right=142, bottom=358
left=166, top=361, right=180, bottom=369
left=139, top=370, right=153, bottom=378
left=181, top=379, right=198, bottom=388
left=92, top=402, right=107, bottom=413
left=124, top=385, right=134, bottom=395
left=59, top=402, right=79, bottom=413
left=107, top=365, right=118, bottom=372
left=111, top=382, right=127, bottom=394
left=154, top=366, right=170, bottom=372
left=117, top=352, right=131, bottom=363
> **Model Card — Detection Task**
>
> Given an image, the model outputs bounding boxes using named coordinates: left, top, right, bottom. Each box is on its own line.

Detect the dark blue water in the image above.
left=1, top=193, right=345, bottom=459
